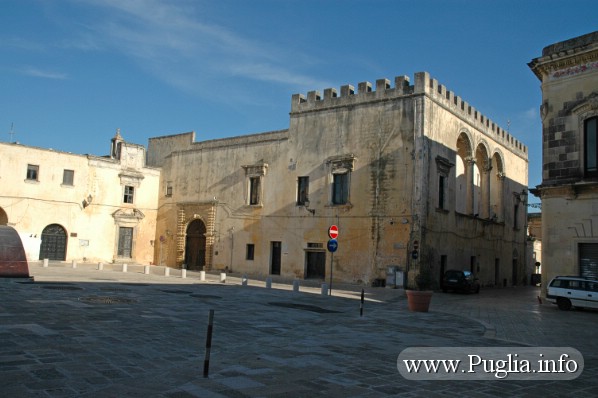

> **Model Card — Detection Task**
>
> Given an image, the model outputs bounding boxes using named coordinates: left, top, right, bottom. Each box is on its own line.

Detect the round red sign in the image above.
left=328, top=225, right=339, bottom=239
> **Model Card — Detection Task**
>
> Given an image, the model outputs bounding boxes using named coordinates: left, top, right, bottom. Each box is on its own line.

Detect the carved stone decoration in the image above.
left=112, top=208, right=145, bottom=224
left=326, top=154, right=356, bottom=173
left=435, top=156, right=454, bottom=175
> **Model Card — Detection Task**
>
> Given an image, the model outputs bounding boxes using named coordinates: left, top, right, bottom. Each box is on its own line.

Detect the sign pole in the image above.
left=329, top=252, right=333, bottom=296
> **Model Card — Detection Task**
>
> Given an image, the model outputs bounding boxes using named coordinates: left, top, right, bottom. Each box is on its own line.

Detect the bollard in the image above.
left=165, top=267, right=170, bottom=277
left=242, top=274, right=248, bottom=286
left=321, top=282, right=328, bottom=296
left=200, top=270, right=206, bottom=281
left=144, top=265, right=150, bottom=275
left=182, top=269, right=187, bottom=279
left=220, top=272, right=226, bottom=283
left=360, top=288, right=365, bottom=316
left=203, top=309, right=215, bottom=378
left=122, top=263, right=128, bottom=273
left=72, top=260, right=77, bottom=269
left=266, top=277, right=272, bottom=289
left=98, top=262, right=104, bottom=271
left=293, top=280, right=300, bottom=292
left=43, top=258, right=49, bottom=268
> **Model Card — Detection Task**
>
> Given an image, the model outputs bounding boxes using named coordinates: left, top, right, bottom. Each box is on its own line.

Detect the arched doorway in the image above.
left=0, top=207, right=8, bottom=225
left=39, top=224, right=67, bottom=261
left=185, top=219, right=206, bottom=270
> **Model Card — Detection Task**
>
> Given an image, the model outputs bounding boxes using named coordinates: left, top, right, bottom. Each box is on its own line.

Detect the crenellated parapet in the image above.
left=290, top=71, right=527, bottom=157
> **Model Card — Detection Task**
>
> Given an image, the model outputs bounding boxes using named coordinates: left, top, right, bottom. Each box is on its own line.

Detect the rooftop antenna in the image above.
left=8, top=123, right=15, bottom=143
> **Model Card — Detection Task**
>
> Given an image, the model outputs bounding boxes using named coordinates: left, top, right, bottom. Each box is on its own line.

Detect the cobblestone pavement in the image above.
left=1, top=262, right=597, bottom=397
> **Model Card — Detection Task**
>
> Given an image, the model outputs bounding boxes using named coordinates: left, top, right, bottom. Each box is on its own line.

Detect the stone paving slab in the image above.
left=0, top=262, right=596, bottom=396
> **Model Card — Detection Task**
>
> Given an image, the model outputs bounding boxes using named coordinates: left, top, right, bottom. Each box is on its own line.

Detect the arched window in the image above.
left=490, top=152, right=505, bottom=221
left=474, top=144, right=490, bottom=218
left=456, top=133, right=473, bottom=214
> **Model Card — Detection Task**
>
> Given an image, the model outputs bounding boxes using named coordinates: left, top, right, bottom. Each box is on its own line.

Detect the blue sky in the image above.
left=1, top=0, right=596, bottom=207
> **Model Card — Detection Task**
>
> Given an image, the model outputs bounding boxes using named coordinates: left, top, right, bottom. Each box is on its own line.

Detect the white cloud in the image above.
left=73, top=0, right=329, bottom=100
left=21, top=67, right=68, bottom=80
left=523, top=107, right=537, bottom=120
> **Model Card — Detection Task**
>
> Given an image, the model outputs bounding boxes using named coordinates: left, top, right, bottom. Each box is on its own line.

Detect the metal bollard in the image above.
left=321, top=283, right=328, bottom=296
left=98, top=262, right=104, bottom=271
left=200, top=270, right=206, bottom=281
left=242, top=274, right=248, bottom=286
left=164, top=267, right=170, bottom=277
left=220, top=272, right=226, bottom=283
left=182, top=269, right=187, bottom=279
left=144, top=265, right=150, bottom=275
left=43, top=258, right=49, bottom=268
left=266, top=277, right=272, bottom=289
left=72, top=260, right=77, bottom=269
left=122, top=263, right=128, bottom=273
left=293, top=280, right=300, bottom=292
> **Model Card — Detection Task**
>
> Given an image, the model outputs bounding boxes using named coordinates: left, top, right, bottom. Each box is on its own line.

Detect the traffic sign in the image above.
left=329, top=225, right=339, bottom=239
left=327, top=239, right=338, bottom=253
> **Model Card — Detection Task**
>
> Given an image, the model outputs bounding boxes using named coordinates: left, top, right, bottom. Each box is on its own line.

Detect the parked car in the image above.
left=546, top=276, right=598, bottom=311
left=442, top=270, right=480, bottom=293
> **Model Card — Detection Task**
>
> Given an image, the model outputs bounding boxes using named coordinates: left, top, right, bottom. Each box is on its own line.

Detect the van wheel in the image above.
left=557, top=297, right=572, bottom=311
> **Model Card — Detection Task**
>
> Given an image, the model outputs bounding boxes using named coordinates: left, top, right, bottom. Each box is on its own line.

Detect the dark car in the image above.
left=442, top=270, right=480, bottom=293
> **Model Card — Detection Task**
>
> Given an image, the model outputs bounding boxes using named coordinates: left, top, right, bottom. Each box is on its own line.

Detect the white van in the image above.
left=546, top=276, right=598, bottom=311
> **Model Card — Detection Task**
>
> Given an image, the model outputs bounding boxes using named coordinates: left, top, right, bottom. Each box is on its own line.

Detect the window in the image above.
left=26, top=164, right=39, bottom=181
left=513, top=203, right=519, bottom=229
left=327, top=154, right=355, bottom=206
left=242, top=163, right=268, bottom=206
left=435, top=156, right=453, bottom=212
left=123, top=185, right=135, bottom=204
left=585, top=117, right=598, bottom=177
left=249, top=176, right=260, bottom=205
left=246, top=244, right=255, bottom=260
left=166, top=185, right=173, bottom=196
left=297, top=176, right=309, bottom=205
left=332, top=173, right=349, bottom=205
left=62, top=169, right=74, bottom=186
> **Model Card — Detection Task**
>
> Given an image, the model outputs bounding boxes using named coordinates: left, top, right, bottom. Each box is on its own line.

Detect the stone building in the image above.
left=0, top=131, right=160, bottom=264
left=529, top=31, right=598, bottom=291
left=527, top=212, right=542, bottom=276
left=148, top=71, right=529, bottom=287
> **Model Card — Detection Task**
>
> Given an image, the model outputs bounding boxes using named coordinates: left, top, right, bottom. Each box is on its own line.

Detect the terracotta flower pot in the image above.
left=406, top=290, right=433, bottom=312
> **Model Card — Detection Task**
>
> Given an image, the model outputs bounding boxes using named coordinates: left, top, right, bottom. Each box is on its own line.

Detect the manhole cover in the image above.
left=190, top=294, right=222, bottom=299
left=79, top=296, right=137, bottom=304
left=268, top=302, right=341, bottom=314
left=160, top=290, right=192, bottom=294
left=41, top=285, right=83, bottom=291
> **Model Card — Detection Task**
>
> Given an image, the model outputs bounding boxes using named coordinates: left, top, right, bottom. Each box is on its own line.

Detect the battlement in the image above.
left=290, top=71, right=527, bottom=157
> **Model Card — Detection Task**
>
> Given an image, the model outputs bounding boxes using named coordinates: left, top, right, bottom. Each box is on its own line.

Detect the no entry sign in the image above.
left=328, top=225, right=339, bottom=239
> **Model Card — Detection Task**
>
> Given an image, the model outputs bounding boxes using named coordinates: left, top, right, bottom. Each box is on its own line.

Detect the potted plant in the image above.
left=406, top=265, right=434, bottom=312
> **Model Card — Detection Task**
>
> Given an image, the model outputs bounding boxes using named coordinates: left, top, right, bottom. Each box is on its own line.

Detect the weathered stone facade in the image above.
left=149, top=71, right=528, bottom=287
left=0, top=132, right=160, bottom=264
left=529, top=31, right=598, bottom=291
